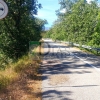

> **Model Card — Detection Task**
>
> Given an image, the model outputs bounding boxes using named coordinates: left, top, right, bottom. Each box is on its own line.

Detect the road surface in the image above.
left=41, top=39, right=100, bottom=100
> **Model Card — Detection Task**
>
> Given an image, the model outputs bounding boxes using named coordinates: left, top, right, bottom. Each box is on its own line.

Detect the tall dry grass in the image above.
left=0, top=40, right=43, bottom=90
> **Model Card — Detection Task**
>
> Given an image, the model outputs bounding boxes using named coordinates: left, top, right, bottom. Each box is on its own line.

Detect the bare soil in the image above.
left=0, top=62, right=42, bottom=100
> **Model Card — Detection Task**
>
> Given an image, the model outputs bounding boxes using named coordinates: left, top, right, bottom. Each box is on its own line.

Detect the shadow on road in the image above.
left=43, top=85, right=99, bottom=88
left=42, top=90, right=72, bottom=100
left=41, top=41, right=100, bottom=100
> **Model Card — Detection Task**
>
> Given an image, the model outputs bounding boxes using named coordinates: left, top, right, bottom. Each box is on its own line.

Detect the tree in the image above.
left=89, top=11, right=100, bottom=47
left=0, top=0, right=44, bottom=60
left=48, top=0, right=100, bottom=48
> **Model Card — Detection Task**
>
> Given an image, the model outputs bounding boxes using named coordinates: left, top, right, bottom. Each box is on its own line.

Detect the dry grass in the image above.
left=0, top=60, right=42, bottom=100
left=0, top=67, right=18, bottom=90
left=0, top=43, right=43, bottom=100
left=35, top=45, right=44, bottom=55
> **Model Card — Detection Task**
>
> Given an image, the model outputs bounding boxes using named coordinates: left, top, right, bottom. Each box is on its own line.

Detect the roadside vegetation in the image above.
left=0, top=53, right=42, bottom=100
left=44, top=0, right=100, bottom=54
left=0, top=0, right=45, bottom=99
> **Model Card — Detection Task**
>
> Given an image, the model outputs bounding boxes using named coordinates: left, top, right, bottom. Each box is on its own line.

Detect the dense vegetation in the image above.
left=0, top=0, right=45, bottom=69
left=45, top=0, right=100, bottom=48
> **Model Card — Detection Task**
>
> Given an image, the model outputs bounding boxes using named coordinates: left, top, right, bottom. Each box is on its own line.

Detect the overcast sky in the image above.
left=37, top=0, right=100, bottom=27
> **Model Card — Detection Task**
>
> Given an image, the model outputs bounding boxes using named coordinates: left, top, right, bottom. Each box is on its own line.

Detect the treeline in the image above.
left=0, top=0, right=46, bottom=69
left=45, top=0, right=100, bottom=48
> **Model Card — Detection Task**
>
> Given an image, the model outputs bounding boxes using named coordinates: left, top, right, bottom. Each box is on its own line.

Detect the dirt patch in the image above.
left=0, top=41, right=44, bottom=100
left=0, top=62, right=42, bottom=100
left=49, top=74, right=69, bottom=86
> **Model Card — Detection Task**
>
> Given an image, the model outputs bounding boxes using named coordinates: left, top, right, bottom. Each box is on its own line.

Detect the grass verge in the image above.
left=0, top=43, right=43, bottom=100
left=77, top=46, right=100, bottom=56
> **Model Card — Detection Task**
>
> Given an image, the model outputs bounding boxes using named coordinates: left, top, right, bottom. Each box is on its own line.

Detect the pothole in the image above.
left=49, top=74, right=69, bottom=86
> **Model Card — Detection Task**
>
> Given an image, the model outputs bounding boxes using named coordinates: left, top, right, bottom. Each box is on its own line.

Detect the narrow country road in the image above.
left=41, top=39, right=100, bottom=100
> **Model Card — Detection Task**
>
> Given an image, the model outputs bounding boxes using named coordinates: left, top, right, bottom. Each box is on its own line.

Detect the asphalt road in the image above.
left=41, top=39, right=100, bottom=100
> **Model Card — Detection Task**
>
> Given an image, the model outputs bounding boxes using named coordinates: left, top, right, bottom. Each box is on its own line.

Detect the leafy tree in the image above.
left=47, top=0, right=100, bottom=48
left=89, top=11, right=100, bottom=47
left=0, top=0, right=45, bottom=60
